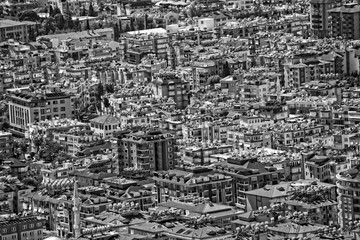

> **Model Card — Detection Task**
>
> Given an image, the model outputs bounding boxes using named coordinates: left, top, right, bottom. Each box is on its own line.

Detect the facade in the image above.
left=336, top=167, right=360, bottom=228
left=0, top=131, right=13, bottom=157
left=0, top=19, right=30, bottom=42
left=310, top=0, right=339, bottom=38
left=152, top=72, right=190, bottom=109
left=329, top=3, right=360, bottom=39
left=213, top=157, right=283, bottom=209
left=153, top=166, right=233, bottom=204
left=0, top=216, right=46, bottom=240
left=89, top=115, right=121, bottom=139
left=117, top=130, right=176, bottom=171
left=8, top=90, right=73, bottom=136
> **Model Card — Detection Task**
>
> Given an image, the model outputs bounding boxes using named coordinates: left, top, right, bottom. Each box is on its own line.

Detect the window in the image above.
left=11, top=227, right=15, bottom=232
left=53, top=108, right=58, bottom=112
left=2, top=229, right=6, bottom=233
left=53, top=100, right=58, bottom=104
left=23, top=225, right=27, bottom=230
left=46, top=108, right=51, bottom=113
left=60, top=100, right=65, bottom=104
left=60, top=107, right=66, bottom=111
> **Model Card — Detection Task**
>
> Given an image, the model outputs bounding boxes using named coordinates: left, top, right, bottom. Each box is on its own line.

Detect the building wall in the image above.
left=8, top=95, right=73, bottom=134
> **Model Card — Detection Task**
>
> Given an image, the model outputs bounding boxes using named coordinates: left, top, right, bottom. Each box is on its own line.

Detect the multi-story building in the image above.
left=310, top=0, right=341, bottom=38
left=329, top=3, right=360, bottom=39
left=152, top=72, right=190, bottom=109
left=213, top=157, right=283, bottom=209
left=0, top=216, right=46, bottom=240
left=0, top=19, right=30, bottom=42
left=120, top=28, right=168, bottom=64
left=153, top=166, right=233, bottom=204
left=117, top=130, right=176, bottom=172
left=89, top=115, right=121, bottom=139
left=182, top=120, right=234, bottom=143
left=8, top=90, right=73, bottom=136
left=182, top=144, right=233, bottom=165
left=238, top=80, right=270, bottom=101
left=41, top=162, right=75, bottom=182
left=103, top=177, right=156, bottom=211
left=0, top=131, right=13, bottom=157
left=336, top=166, right=360, bottom=228
left=283, top=59, right=333, bottom=87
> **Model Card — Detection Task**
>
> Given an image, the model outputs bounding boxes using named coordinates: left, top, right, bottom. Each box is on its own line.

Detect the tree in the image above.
left=28, top=26, right=36, bottom=41
left=124, top=23, right=131, bottom=32
left=51, top=7, right=61, bottom=17
left=130, top=18, right=135, bottom=31
left=38, top=140, right=63, bottom=163
left=48, top=5, right=53, bottom=16
left=73, top=18, right=81, bottom=31
left=18, top=10, right=40, bottom=22
left=96, top=82, right=104, bottom=100
left=119, top=19, right=123, bottom=33
left=136, top=18, right=144, bottom=30
left=54, top=13, right=65, bottom=30
left=222, top=61, right=230, bottom=77
left=81, top=6, right=86, bottom=16
left=88, top=3, right=96, bottom=17
left=86, top=18, right=90, bottom=30
left=113, top=23, right=120, bottom=41
left=33, top=136, right=44, bottom=153
left=103, top=97, right=110, bottom=109
left=105, top=84, right=115, bottom=93
left=42, top=18, right=55, bottom=34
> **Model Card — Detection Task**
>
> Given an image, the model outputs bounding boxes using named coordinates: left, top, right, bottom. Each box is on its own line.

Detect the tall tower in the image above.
left=73, top=179, right=81, bottom=238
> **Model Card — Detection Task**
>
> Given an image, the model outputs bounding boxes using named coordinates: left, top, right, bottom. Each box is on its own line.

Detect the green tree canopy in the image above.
left=18, top=10, right=40, bottom=22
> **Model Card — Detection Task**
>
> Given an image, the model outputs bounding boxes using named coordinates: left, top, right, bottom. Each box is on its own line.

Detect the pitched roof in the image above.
left=246, top=182, right=291, bottom=199
left=158, top=201, right=233, bottom=214
left=268, top=223, right=324, bottom=234
left=90, top=115, right=120, bottom=125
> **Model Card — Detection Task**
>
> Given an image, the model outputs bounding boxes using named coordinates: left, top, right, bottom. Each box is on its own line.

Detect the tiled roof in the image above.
left=246, top=182, right=291, bottom=199
left=90, top=115, right=120, bottom=124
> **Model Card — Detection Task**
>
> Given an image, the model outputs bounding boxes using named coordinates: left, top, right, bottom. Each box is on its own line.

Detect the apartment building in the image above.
left=238, top=80, right=270, bottom=101
left=336, top=166, right=360, bottom=228
left=0, top=131, right=13, bottom=157
left=120, top=28, right=168, bottom=64
left=329, top=3, right=360, bottom=40
left=117, top=130, right=176, bottom=172
left=182, top=121, right=234, bottom=143
left=0, top=19, right=30, bottom=42
left=153, top=166, right=233, bottom=204
left=182, top=144, right=233, bottom=165
left=152, top=72, right=190, bottom=109
left=103, top=177, right=156, bottom=211
left=310, top=0, right=340, bottom=38
left=213, top=157, right=283, bottom=209
left=8, top=90, right=73, bottom=136
left=283, top=59, right=333, bottom=87
left=0, top=216, right=46, bottom=240
left=89, top=115, right=121, bottom=139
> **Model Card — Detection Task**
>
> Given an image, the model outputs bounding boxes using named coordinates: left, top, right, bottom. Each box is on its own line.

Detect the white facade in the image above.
left=198, top=18, right=215, bottom=31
